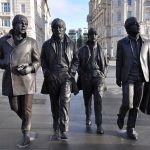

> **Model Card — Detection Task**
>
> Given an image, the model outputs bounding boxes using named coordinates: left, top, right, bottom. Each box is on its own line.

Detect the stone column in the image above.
left=141, top=0, right=144, bottom=22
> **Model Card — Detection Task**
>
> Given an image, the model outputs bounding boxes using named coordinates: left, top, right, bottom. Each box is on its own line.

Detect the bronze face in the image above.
left=12, top=15, right=28, bottom=34
left=51, top=18, right=66, bottom=40
left=88, top=28, right=98, bottom=44
left=125, top=17, right=140, bottom=35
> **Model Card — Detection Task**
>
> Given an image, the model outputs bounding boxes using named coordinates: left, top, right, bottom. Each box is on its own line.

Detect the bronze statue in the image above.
left=77, top=28, right=107, bottom=134
left=41, top=18, right=79, bottom=140
left=139, top=37, right=150, bottom=115
left=0, top=14, right=40, bottom=147
left=116, top=17, right=145, bottom=140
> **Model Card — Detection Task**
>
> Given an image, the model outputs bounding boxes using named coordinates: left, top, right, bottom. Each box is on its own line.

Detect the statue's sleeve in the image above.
left=69, top=42, right=79, bottom=77
left=32, top=40, right=40, bottom=72
left=116, top=40, right=123, bottom=81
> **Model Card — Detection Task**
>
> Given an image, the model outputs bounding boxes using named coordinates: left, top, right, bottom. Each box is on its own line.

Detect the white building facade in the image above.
left=88, top=0, right=150, bottom=58
left=0, top=0, right=51, bottom=48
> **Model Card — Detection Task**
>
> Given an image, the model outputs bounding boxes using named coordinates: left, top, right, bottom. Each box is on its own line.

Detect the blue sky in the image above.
left=48, top=0, right=89, bottom=31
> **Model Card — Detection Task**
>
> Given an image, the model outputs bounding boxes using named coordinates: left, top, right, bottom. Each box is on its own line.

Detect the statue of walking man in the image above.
left=0, top=14, right=40, bottom=147
left=41, top=18, right=79, bottom=140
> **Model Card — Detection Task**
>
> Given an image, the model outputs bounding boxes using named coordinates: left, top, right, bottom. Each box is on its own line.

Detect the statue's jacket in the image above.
left=139, top=39, right=150, bottom=115
left=116, top=35, right=146, bottom=83
left=0, top=32, right=40, bottom=96
left=41, top=34, right=79, bottom=94
left=78, top=43, right=106, bottom=78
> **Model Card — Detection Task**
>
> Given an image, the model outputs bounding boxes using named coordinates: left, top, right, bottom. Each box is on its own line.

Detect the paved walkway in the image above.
left=0, top=61, right=150, bottom=150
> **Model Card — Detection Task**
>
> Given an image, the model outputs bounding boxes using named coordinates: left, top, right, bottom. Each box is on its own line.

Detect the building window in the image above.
left=144, top=10, right=150, bottom=21
left=144, top=1, right=150, bottom=6
left=117, top=11, right=121, bottom=21
left=2, top=18, right=10, bottom=27
left=128, top=11, right=132, bottom=18
left=20, top=4, right=25, bottom=13
left=1, top=2, right=10, bottom=12
left=117, top=0, right=121, bottom=6
left=128, top=0, right=132, bottom=5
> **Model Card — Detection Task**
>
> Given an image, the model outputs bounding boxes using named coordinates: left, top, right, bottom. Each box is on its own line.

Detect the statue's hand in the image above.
left=68, top=69, right=76, bottom=79
left=116, top=79, right=122, bottom=87
left=18, top=66, right=33, bottom=75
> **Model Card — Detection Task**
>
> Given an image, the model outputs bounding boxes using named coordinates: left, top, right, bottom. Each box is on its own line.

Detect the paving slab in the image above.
left=0, top=61, right=150, bottom=150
